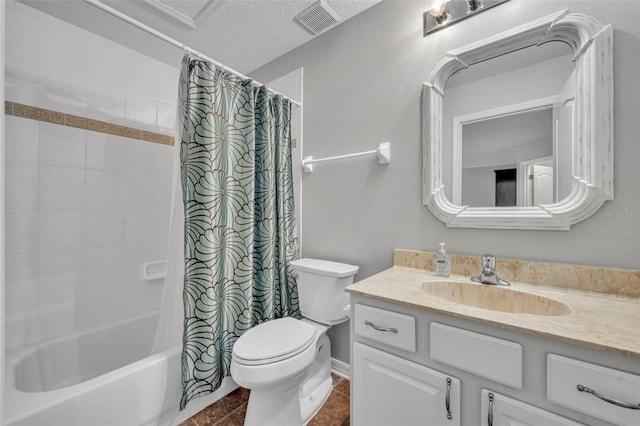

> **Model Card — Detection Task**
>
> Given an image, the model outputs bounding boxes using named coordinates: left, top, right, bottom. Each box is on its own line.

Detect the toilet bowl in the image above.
left=230, top=258, right=358, bottom=426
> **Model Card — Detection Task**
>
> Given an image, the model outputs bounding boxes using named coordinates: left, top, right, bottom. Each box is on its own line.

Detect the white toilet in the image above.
left=230, top=258, right=358, bottom=426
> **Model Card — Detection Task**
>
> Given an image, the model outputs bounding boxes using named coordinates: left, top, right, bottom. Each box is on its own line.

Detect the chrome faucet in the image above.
left=471, top=254, right=510, bottom=286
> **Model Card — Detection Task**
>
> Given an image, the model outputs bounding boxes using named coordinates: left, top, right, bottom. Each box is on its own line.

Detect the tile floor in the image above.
left=179, top=374, right=350, bottom=426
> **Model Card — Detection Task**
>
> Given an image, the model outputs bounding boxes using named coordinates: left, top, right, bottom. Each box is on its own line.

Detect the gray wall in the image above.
left=251, top=0, right=640, bottom=364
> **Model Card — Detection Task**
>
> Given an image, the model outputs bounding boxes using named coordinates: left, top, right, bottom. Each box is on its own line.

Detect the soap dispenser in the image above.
left=433, top=242, right=451, bottom=277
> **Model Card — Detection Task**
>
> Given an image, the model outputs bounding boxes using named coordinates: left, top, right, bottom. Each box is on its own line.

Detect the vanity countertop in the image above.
left=345, top=266, right=640, bottom=357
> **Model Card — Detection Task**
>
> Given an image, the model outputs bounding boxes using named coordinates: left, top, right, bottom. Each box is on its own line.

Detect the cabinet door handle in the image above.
left=364, top=320, right=398, bottom=333
left=445, top=377, right=452, bottom=420
left=576, top=384, right=640, bottom=410
left=487, top=392, right=494, bottom=426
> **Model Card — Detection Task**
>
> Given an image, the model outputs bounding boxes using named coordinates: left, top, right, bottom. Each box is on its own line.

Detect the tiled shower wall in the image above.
left=4, top=1, right=180, bottom=349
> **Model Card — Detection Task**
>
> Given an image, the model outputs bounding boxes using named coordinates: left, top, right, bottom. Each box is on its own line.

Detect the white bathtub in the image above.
left=4, top=312, right=237, bottom=426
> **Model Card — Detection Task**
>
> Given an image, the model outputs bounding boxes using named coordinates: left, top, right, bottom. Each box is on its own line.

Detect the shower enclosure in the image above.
left=2, top=2, right=231, bottom=424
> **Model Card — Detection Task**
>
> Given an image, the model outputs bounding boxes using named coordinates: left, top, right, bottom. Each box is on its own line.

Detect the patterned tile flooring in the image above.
left=179, top=374, right=350, bottom=426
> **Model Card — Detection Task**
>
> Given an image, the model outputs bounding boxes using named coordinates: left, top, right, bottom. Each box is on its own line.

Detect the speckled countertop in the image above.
left=346, top=266, right=640, bottom=358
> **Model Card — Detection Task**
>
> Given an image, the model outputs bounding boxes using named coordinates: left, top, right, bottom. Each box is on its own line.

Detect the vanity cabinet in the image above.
left=352, top=342, right=461, bottom=426
left=350, top=298, right=640, bottom=426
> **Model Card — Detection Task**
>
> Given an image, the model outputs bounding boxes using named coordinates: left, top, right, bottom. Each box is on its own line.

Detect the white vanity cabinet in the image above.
left=353, top=343, right=461, bottom=426
left=350, top=298, right=640, bottom=426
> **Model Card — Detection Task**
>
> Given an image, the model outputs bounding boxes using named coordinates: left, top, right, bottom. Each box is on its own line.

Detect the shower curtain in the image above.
left=176, top=56, right=300, bottom=409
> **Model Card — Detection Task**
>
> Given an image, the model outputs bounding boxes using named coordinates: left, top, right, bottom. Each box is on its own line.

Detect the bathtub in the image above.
left=4, top=312, right=237, bottom=426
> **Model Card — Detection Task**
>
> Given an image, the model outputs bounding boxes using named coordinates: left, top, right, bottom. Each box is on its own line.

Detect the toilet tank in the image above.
left=290, top=258, right=359, bottom=325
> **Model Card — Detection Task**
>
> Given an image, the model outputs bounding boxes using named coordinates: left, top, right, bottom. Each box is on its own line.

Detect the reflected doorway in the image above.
left=495, top=168, right=517, bottom=207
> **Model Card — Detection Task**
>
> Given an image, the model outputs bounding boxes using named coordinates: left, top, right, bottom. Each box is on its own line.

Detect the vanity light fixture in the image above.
left=424, top=0, right=510, bottom=36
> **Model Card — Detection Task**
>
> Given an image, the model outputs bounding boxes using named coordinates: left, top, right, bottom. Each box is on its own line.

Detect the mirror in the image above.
left=445, top=42, right=574, bottom=208
left=460, top=109, right=554, bottom=207
left=422, top=10, right=613, bottom=230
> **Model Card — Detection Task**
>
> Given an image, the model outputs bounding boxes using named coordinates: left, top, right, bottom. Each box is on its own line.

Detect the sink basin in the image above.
left=421, top=281, right=571, bottom=316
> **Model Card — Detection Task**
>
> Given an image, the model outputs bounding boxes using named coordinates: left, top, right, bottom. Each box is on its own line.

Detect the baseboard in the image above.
left=330, top=357, right=351, bottom=379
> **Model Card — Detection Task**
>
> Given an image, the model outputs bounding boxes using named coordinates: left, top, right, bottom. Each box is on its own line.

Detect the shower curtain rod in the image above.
left=83, top=0, right=301, bottom=107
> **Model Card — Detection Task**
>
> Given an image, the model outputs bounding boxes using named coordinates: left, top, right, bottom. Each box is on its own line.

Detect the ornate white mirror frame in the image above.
left=422, top=10, right=613, bottom=230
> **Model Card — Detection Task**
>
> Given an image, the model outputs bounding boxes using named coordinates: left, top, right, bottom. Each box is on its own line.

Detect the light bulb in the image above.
left=428, top=1, right=448, bottom=24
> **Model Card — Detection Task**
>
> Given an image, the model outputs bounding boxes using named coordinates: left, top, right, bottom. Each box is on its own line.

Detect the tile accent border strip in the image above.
left=394, top=249, right=640, bottom=298
left=4, top=101, right=175, bottom=146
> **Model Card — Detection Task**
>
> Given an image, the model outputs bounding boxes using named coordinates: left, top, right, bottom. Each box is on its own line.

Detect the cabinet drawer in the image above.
left=354, top=304, right=416, bottom=352
left=547, top=354, right=640, bottom=426
left=430, top=322, right=522, bottom=389
left=480, top=390, right=583, bottom=426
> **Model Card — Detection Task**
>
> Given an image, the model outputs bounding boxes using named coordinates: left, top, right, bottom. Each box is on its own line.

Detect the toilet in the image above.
left=230, top=258, right=358, bottom=426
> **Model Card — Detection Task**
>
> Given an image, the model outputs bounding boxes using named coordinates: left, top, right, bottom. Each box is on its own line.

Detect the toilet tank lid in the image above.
left=290, top=258, right=359, bottom=278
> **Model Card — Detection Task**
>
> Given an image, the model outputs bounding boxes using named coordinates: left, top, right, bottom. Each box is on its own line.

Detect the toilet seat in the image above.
left=233, top=318, right=317, bottom=366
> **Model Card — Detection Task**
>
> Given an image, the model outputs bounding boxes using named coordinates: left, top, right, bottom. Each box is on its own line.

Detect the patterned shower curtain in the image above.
left=178, top=56, right=300, bottom=409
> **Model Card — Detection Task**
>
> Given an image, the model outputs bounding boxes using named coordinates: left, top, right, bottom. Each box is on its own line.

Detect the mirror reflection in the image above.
left=443, top=42, right=574, bottom=207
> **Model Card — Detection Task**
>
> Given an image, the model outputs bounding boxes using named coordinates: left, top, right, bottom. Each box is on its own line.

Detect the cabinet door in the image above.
left=480, top=390, right=584, bottom=426
left=353, top=342, right=460, bottom=426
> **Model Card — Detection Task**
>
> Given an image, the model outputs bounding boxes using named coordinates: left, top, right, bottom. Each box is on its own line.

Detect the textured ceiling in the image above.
left=20, top=0, right=382, bottom=73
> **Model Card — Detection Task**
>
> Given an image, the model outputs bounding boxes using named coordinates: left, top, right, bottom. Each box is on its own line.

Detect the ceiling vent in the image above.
left=294, top=0, right=342, bottom=36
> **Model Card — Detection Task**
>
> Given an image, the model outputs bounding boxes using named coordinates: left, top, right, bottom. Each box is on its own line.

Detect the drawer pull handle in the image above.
left=364, top=320, right=398, bottom=333
left=487, top=392, right=494, bottom=426
left=445, top=377, right=452, bottom=420
left=576, top=384, right=640, bottom=410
